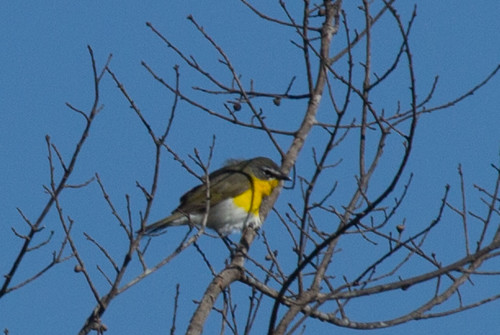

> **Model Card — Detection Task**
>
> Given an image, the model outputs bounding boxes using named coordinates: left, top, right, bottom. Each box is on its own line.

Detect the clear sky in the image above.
left=1, top=1, right=499, bottom=334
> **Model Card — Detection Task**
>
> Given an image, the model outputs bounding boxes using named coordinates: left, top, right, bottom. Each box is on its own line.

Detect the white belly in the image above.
left=175, top=198, right=262, bottom=235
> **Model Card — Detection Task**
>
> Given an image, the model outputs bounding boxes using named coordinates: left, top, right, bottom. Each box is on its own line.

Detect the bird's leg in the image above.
left=219, top=233, right=238, bottom=258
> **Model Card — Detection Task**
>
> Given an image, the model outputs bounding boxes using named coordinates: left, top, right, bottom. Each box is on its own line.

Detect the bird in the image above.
left=142, top=157, right=290, bottom=235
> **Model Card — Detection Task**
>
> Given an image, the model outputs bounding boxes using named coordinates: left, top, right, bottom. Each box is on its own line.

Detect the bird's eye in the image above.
left=261, top=167, right=276, bottom=179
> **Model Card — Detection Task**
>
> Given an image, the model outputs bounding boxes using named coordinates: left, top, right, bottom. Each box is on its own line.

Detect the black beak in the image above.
left=278, top=172, right=291, bottom=181
left=264, top=167, right=291, bottom=181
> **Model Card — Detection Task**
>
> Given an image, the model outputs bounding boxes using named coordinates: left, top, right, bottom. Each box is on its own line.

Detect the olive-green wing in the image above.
left=175, top=168, right=252, bottom=214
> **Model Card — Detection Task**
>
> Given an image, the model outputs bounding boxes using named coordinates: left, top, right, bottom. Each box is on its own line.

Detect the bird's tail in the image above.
left=140, top=212, right=186, bottom=235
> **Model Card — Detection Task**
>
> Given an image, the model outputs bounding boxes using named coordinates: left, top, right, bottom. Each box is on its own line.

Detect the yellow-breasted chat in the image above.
left=142, top=157, right=290, bottom=235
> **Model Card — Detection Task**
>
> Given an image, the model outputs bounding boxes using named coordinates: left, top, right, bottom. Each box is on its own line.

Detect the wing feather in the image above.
left=175, top=165, right=252, bottom=214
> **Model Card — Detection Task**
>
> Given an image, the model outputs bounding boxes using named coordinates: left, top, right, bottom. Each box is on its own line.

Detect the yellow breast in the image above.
left=232, top=176, right=279, bottom=215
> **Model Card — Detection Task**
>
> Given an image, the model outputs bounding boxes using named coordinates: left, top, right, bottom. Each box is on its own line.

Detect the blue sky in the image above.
left=1, top=1, right=500, bottom=334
